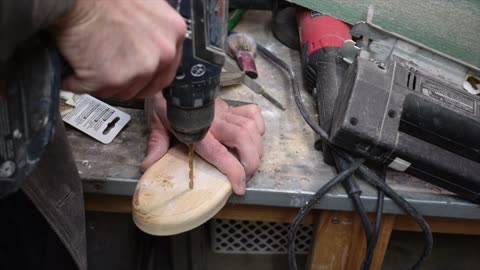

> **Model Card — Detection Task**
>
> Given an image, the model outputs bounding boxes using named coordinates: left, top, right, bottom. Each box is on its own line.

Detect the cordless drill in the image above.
left=165, top=0, right=228, bottom=189
left=165, top=0, right=228, bottom=145
left=0, top=0, right=228, bottom=196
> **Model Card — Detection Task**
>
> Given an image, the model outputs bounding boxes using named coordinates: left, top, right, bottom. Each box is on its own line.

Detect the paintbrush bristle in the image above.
left=226, top=33, right=257, bottom=57
left=226, top=33, right=259, bottom=79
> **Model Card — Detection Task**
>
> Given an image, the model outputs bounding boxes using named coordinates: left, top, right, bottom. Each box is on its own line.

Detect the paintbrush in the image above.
left=226, top=33, right=258, bottom=79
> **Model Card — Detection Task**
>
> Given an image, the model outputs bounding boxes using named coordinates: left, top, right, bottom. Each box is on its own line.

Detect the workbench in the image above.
left=69, top=11, right=480, bottom=270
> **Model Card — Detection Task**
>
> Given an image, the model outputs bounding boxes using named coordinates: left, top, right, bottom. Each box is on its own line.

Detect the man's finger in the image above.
left=138, top=47, right=183, bottom=97
left=141, top=114, right=171, bottom=172
left=63, top=75, right=139, bottom=99
left=114, top=75, right=153, bottom=100
left=230, top=105, right=266, bottom=135
left=210, top=120, right=260, bottom=177
left=194, top=133, right=246, bottom=195
left=63, top=75, right=96, bottom=94
left=223, top=113, right=264, bottom=157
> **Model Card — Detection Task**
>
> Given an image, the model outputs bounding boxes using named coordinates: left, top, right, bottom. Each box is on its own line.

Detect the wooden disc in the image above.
left=132, top=145, right=232, bottom=236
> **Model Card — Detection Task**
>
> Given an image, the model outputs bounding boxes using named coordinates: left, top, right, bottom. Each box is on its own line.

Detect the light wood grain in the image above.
left=85, top=194, right=132, bottom=213
left=132, top=145, right=232, bottom=236
left=85, top=196, right=315, bottom=225
left=214, top=204, right=315, bottom=224
left=394, top=215, right=480, bottom=235
left=345, top=214, right=368, bottom=270
left=84, top=194, right=480, bottom=238
left=370, top=215, right=396, bottom=270
left=307, top=211, right=356, bottom=270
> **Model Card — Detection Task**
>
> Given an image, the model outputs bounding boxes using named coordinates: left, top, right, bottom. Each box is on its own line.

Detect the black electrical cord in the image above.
left=362, top=189, right=384, bottom=269
left=338, top=151, right=433, bottom=270
left=256, top=42, right=433, bottom=270
left=350, top=187, right=373, bottom=241
left=257, top=42, right=371, bottom=269
left=256, top=42, right=329, bottom=141
left=361, top=169, right=386, bottom=270
left=287, top=159, right=365, bottom=270
left=334, top=154, right=373, bottom=242
left=257, top=40, right=374, bottom=245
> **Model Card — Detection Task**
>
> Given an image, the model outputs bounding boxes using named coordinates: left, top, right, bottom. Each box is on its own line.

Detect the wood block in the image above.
left=307, top=211, right=356, bottom=270
left=370, top=215, right=396, bottom=270
left=132, top=145, right=232, bottom=236
left=394, top=215, right=480, bottom=235
left=345, top=214, right=368, bottom=270
left=215, top=204, right=316, bottom=224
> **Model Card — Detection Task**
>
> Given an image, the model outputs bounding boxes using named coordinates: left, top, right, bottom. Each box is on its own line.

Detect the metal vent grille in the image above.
left=210, top=219, right=313, bottom=254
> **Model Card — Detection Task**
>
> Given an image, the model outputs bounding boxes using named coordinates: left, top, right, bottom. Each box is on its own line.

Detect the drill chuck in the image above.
left=165, top=62, right=220, bottom=144
left=165, top=73, right=218, bottom=145
left=167, top=102, right=214, bottom=145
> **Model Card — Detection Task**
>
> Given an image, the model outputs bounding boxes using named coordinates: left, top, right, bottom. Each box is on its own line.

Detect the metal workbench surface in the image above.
left=67, top=11, right=480, bottom=220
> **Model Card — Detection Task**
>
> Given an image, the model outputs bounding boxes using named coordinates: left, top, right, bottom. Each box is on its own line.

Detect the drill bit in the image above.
left=188, top=144, right=194, bottom=189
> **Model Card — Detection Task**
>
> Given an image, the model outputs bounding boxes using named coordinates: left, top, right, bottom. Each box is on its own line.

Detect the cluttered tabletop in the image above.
left=66, top=10, right=480, bottom=220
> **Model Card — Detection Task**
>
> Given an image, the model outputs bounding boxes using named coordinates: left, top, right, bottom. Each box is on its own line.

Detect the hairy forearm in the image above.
left=0, top=0, right=75, bottom=64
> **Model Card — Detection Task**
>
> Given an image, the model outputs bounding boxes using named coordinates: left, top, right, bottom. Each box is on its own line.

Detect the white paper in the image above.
left=61, top=92, right=130, bottom=144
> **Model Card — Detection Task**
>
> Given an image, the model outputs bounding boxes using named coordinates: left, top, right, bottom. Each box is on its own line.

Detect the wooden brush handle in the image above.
left=132, top=145, right=232, bottom=236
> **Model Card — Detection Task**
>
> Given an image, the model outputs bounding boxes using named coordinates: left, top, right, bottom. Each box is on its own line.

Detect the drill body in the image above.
left=0, top=38, right=62, bottom=197
left=0, top=0, right=228, bottom=196
left=165, top=0, right=228, bottom=144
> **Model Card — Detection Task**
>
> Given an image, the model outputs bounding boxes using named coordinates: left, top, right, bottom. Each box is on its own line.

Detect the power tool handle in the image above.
left=312, top=50, right=347, bottom=132
left=0, top=37, right=64, bottom=197
left=297, top=10, right=351, bottom=163
left=394, top=132, right=480, bottom=203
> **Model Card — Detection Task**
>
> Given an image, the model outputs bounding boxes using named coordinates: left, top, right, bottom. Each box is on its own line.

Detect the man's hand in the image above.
left=142, top=94, right=265, bottom=195
left=52, top=0, right=186, bottom=99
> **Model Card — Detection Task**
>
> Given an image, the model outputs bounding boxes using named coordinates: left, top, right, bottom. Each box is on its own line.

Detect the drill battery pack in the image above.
left=330, top=24, right=480, bottom=203
left=0, top=38, right=61, bottom=197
